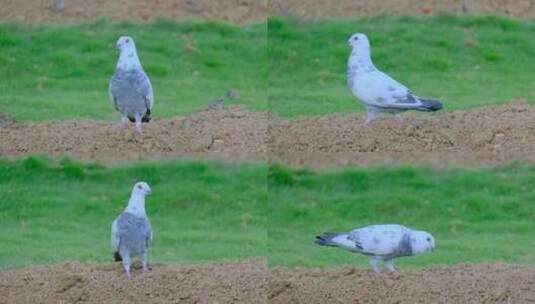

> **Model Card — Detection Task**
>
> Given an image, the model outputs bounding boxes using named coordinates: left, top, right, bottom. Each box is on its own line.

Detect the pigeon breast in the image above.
left=110, top=68, right=152, bottom=119
left=116, top=211, right=151, bottom=256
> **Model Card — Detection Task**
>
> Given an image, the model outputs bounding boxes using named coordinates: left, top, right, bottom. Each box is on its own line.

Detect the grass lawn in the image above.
left=0, top=158, right=266, bottom=269
left=269, top=15, right=535, bottom=118
left=0, top=19, right=267, bottom=122
left=268, top=164, right=535, bottom=269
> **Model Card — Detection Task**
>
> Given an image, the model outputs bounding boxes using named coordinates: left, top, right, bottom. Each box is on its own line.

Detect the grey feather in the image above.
left=316, top=223, right=434, bottom=272
left=109, top=68, right=153, bottom=123
left=115, top=211, right=152, bottom=258
left=347, top=33, right=443, bottom=122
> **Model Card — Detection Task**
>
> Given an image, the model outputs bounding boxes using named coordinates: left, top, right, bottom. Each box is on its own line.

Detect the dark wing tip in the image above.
left=420, top=99, right=443, bottom=111
left=114, top=251, right=122, bottom=262
left=141, top=109, right=151, bottom=123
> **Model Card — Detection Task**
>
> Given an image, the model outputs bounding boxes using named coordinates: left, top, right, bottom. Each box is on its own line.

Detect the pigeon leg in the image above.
left=364, top=106, right=379, bottom=124
left=395, top=113, right=404, bottom=127
left=134, top=114, right=143, bottom=135
left=121, top=252, right=132, bottom=278
left=369, top=256, right=380, bottom=273
left=141, top=252, right=148, bottom=273
left=384, top=259, right=396, bottom=273
left=115, top=116, right=129, bottom=130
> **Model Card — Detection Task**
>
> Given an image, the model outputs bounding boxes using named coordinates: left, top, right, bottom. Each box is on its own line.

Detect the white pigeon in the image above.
left=315, top=224, right=435, bottom=272
left=111, top=182, right=153, bottom=277
left=347, top=33, right=443, bottom=123
left=109, top=36, right=154, bottom=134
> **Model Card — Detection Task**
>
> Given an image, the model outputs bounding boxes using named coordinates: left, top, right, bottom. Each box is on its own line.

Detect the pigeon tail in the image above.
left=315, top=232, right=343, bottom=247
left=127, top=108, right=151, bottom=123
left=416, top=99, right=443, bottom=112
left=114, top=251, right=122, bottom=262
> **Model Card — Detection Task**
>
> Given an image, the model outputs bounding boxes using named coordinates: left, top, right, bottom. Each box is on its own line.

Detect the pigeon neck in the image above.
left=125, top=192, right=146, bottom=217
left=117, top=48, right=142, bottom=71
left=349, top=48, right=374, bottom=68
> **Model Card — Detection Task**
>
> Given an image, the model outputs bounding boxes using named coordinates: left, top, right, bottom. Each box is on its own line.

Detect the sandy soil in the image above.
left=2, top=103, right=535, bottom=168
left=3, top=261, right=535, bottom=303
left=0, top=106, right=267, bottom=164
left=0, top=112, right=16, bottom=128
left=1, top=0, right=532, bottom=25
left=0, top=258, right=268, bottom=304
left=269, top=102, right=535, bottom=169
left=0, top=0, right=268, bottom=24
left=270, top=263, right=535, bottom=304
left=270, top=0, right=535, bottom=19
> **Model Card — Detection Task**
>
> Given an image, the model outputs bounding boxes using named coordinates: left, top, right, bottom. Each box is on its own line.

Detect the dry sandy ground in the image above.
left=2, top=261, right=535, bottom=303
left=271, top=0, right=535, bottom=19
left=0, top=258, right=268, bottom=304
left=270, top=264, right=535, bottom=304
left=1, top=0, right=533, bottom=25
left=269, top=102, right=535, bottom=168
left=2, top=103, right=535, bottom=167
left=0, top=106, right=267, bottom=164
left=0, top=0, right=268, bottom=24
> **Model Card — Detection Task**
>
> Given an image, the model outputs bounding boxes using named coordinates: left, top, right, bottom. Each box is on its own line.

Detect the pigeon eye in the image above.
left=354, top=37, right=358, bottom=41
left=125, top=38, right=130, bottom=43
left=137, top=185, right=142, bottom=189
left=426, top=237, right=431, bottom=242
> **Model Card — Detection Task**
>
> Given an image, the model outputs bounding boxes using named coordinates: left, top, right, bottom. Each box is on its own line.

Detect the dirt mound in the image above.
left=0, top=112, right=16, bottom=128
left=0, top=106, right=267, bottom=164
left=3, top=261, right=535, bottom=303
left=0, top=258, right=267, bottom=304
left=270, top=0, right=535, bottom=19
left=2, top=0, right=532, bottom=25
left=269, top=102, right=535, bottom=168
left=270, top=264, right=535, bottom=304
left=0, top=0, right=268, bottom=24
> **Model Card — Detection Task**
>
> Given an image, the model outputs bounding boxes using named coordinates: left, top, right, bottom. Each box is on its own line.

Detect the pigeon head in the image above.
left=116, top=36, right=136, bottom=52
left=114, top=36, right=142, bottom=70
left=348, top=33, right=370, bottom=52
left=132, top=181, right=151, bottom=197
left=409, top=230, right=435, bottom=254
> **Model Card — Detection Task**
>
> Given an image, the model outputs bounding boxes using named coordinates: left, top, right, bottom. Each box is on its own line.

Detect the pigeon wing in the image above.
left=348, top=225, right=408, bottom=256
left=110, top=217, right=120, bottom=252
left=146, top=218, right=153, bottom=248
left=108, top=73, right=120, bottom=111
left=371, top=71, right=428, bottom=109
left=135, top=70, right=153, bottom=111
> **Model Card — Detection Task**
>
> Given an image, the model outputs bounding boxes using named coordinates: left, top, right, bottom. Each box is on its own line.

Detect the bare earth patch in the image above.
left=0, top=106, right=267, bottom=164
left=0, top=112, right=16, bottom=128
left=1, top=0, right=532, bottom=25
left=269, top=102, right=535, bottom=168
left=2, top=103, right=535, bottom=168
left=0, top=258, right=267, bottom=304
left=0, top=0, right=268, bottom=24
left=270, top=264, right=535, bottom=304
left=270, top=0, right=535, bottom=19
left=4, top=261, right=535, bottom=304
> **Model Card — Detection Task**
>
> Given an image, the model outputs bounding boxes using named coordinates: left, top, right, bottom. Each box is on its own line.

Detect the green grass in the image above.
left=269, top=15, right=535, bottom=118
left=0, top=19, right=267, bottom=122
left=0, top=157, right=266, bottom=269
left=268, top=164, right=535, bottom=269
left=3, top=15, right=534, bottom=121
left=3, top=158, right=535, bottom=270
